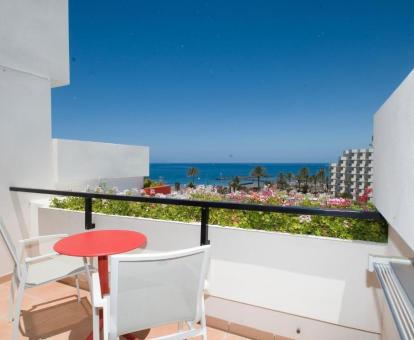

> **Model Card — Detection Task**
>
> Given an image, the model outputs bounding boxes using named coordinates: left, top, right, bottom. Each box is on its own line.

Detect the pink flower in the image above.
left=299, top=215, right=312, bottom=223
left=327, top=198, right=352, bottom=207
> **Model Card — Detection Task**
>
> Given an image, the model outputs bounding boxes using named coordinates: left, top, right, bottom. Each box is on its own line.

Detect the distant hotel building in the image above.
left=330, top=148, right=373, bottom=199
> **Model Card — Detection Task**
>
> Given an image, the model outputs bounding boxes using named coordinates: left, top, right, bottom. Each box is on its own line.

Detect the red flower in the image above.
left=358, top=187, right=372, bottom=203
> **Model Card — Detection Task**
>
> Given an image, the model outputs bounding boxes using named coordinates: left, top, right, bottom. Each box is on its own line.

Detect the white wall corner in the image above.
left=373, top=68, right=414, bottom=251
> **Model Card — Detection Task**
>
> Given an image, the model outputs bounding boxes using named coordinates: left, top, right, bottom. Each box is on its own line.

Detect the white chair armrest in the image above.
left=25, top=252, right=59, bottom=263
left=20, top=234, right=68, bottom=245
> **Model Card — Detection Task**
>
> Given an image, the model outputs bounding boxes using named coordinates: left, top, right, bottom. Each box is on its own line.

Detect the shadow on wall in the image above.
left=10, top=191, right=29, bottom=239
left=387, top=226, right=414, bottom=258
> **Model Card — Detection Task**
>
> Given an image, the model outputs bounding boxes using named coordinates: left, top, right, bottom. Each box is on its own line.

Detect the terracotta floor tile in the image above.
left=0, top=281, right=93, bottom=339
left=0, top=294, right=11, bottom=320
left=0, top=318, right=14, bottom=340
left=146, top=324, right=228, bottom=340
left=0, top=281, right=253, bottom=340
left=20, top=296, right=92, bottom=337
left=205, top=326, right=228, bottom=340
left=25, top=282, right=87, bottom=302
left=0, top=280, right=11, bottom=296
left=146, top=323, right=181, bottom=337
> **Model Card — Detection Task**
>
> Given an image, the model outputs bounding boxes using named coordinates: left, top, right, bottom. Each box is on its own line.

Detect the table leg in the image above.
left=98, top=255, right=109, bottom=294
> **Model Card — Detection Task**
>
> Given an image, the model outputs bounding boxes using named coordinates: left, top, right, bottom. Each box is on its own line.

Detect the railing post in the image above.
left=85, top=197, right=95, bottom=230
left=200, top=206, right=210, bottom=245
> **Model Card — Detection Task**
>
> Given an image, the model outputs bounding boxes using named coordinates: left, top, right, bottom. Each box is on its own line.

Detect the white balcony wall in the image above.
left=373, top=69, right=414, bottom=340
left=0, top=0, right=69, bottom=87
left=0, top=69, right=54, bottom=276
left=0, top=1, right=68, bottom=277
left=38, top=208, right=386, bottom=339
left=52, top=139, right=149, bottom=190
left=373, top=69, right=414, bottom=250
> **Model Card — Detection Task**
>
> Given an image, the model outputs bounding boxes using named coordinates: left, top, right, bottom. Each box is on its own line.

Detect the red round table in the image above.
left=54, top=229, right=147, bottom=339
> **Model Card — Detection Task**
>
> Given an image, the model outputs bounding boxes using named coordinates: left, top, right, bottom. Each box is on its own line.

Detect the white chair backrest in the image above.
left=109, top=245, right=211, bottom=336
left=0, top=218, right=19, bottom=266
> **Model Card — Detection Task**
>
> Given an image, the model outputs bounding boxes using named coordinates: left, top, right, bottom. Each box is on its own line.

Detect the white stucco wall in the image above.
left=372, top=69, right=414, bottom=340
left=0, top=0, right=69, bottom=277
left=52, top=139, right=149, bottom=190
left=373, top=69, right=414, bottom=251
left=0, top=68, right=55, bottom=276
left=0, top=0, right=69, bottom=87
left=38, top=208, right=386, bottom=338
left=209, top=225, right=386, bottom=334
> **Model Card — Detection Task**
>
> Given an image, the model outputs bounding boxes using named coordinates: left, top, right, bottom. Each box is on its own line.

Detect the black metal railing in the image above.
left=10, top=186, right=386, bottom=245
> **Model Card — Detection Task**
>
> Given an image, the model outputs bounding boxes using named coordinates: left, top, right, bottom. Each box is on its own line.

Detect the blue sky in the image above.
left=52, top=0, right=414, bottom=163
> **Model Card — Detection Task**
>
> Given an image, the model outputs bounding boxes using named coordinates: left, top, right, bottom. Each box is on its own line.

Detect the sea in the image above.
left=150, top=163, right=329, bottom=186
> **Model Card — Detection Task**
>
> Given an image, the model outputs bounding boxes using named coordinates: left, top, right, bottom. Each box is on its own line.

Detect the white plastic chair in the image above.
left=0, top=218, right=94, bottom=340
left=91, top=245, right=211, bottom=340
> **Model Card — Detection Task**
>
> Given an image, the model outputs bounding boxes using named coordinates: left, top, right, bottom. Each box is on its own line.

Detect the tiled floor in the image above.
left=0, top=280, right=249, bottom=339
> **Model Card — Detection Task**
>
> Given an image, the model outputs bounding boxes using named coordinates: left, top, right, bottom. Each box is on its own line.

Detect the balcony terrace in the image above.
left=1, top=1, right=414, bottom=340
left=2, top=186, right=387, bottom=340
left=0, top=281, right=249, bottom=340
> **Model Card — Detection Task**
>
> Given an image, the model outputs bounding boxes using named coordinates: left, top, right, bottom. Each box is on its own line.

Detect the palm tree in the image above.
left=229, top=176, right=241, bottom=192
left=286, top=172, right=293, bottom=187
left=316, top=168, right=326, bottom=192
left=299, top=168, right=309, bottom=185
left=276, top=173, right=287, bottom=190
left=250, top=166, right=268, bottom=190
left=295, top=174, right=302, bottom=191
left=187, top=167, right=199, bottom=186
left=311, top=174, right=318, bottom=193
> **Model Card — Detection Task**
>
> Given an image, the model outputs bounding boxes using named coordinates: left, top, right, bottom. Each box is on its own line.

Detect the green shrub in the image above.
left=50, top=196, right=387, bottom=243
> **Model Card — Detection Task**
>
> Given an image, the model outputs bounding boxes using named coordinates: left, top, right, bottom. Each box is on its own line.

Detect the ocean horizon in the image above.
left=150, top=162, right=329, bottom=186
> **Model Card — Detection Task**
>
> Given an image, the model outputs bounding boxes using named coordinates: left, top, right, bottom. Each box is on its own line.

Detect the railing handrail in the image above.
left=9, top=186, right=384, bottom=220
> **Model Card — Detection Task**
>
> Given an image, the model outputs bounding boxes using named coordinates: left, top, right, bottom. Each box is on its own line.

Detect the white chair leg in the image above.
left=93, top=307, right=100, bottom=340
left=103, top=298, right=110, bottom=340
left=75, top=275, right=81, bottom=302
left=200, top=296, right=207, bottom=340
left=8, top=273, right=17, bottom=321
left=12, top=280, right=25, bottom=340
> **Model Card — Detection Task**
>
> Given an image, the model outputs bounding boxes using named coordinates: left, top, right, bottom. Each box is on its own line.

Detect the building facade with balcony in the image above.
left=330, top=148, right=373, bottom=199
